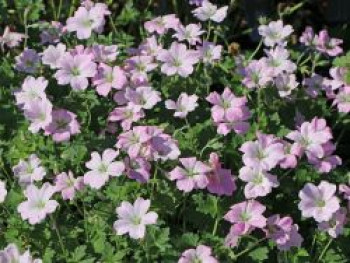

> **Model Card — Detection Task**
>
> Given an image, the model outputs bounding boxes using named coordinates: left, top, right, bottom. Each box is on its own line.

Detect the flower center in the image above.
left=98, top=163, right=108, bottom=173
left=240, top=211, right=251, bottom=222
left=71, top=66, right=80, bottom=76
left=36, top=200, right=46, bottom=209
left=315, top=199, right=326, bottom=208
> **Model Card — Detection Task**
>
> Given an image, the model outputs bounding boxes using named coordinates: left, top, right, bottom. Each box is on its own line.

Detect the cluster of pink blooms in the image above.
left=0, top=243, right=42, bottom=263
left=206, top=87, right=251, bottom=135
left=300, top=26, right=343, bottom=57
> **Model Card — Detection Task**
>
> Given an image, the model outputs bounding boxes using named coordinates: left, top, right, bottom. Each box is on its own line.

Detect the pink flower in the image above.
left=279, top=142, right=298, bottom=169
left=315, top=30, right=343, bottom=57
left=0, top=26, right=26, bottom=49
left=93, top=64, right=127, bottom=96
left=299, top=26, right=315, bottom=46
left=125, top=86, right=161, bottom=110
left=216, top=107, right=251, bottom=135
left=113, top=198, right=158, bottom=239
left=240, top=133, right=284, bottom=170
left=339, top=184, right=350, bottom=201
left=14, top=76, right=48, bottom=106
left=169, top=157, right=211, bottom=192
left=55, top=171, right=84, bottom=200
left=258, top=20, right=293, bottom=47
left=307, top=142, right=341, bottom=173
left=275, top=73, right=298, bottom=97
left=206, top=153, right=236, bottom=196
left=0, top=243, right=42, bottom=263
left=0, top=180, right=7, bottom=203
left=125, top=55, right=158, bottom=83
left=173, top=23, right=204, bottom=45
left=124, top=157, right=151, bottom=183
left=224, top=200, right=267, bottom=235
left=91, top=44, right=118, bottom=63
left=198, top=41, right=222, bottom=64
left=165, top=93, right=198, bottom=118
left=157, top=42, right=200, bottom=77
left=42, top=43, right=67, bottom=69
left=242, top=59, right=273, bottom=89
left=139, top=36, right=163, bottom=57
left=40, top=21, right=65, bottom=44
left=286, top=118, right=332, bottom=159
left=144, top=14, right=179, bottom=35
left=55, top=53, right=97, bottom=90
left=318, top=208, right=347, bottom=238
left=15, top=49, right=41, bottom=74
left=12, top=154, right=46, bottom=187
left=84, top=149, right=125, bottom=189
left=108, top=104, right=144, bottom=131
left=263, top=46, right=296, bottom=76
left=192, top=0, right=228, bottom=23
left=178, top=245, right=218, bottom=263
left=44, top=109, right=80, bottom=142
left=334, top=86, right=350, bottom=113
left=66, top=3, right=110, bottom=39
left=23, top=99, right=53, bottom=133
left=265, top=215, right=303, bottom=251
left=298, top=181, right=340, bottom=222
left=303, top=74, right=326, bottom=98
left=239, top=166, right=279, bottom=199
left=17, top=183, right=58, bottom=225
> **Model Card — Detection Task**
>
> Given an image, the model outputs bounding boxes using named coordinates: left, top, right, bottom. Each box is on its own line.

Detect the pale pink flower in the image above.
left=318, top=208, right=347, bottom=238
left=263, top=46, right=296, bottom=76
left=42, top=43, right=67, bottom=69
left=55, top=171, right=84, bottom=200
left=40, top=21, right=65, bottom=44
left=157, top=42, right=200, bottom=77
left=298, top=181, right=340, bottom=222
left=192, top=0, right=228, bottom=23
left=0, top=243, right=42, bottom=263
left=206, top=153, right=236, bottom=196
left=303, top=74, right=326, bottom=98
left=299, top=26, right=315, bottom=46
left=307, top=142, right=341, bottom=174
left=275, top=73, right=298, bottom=97
left=17, top=183, right=58, bottom=225
left=216, top=107, right=251, bottom=135
left=55, top=53, right=97, bottom=90
left=169, top=157, right=211, bottom=192
left=173, top=23, right=204, bottom=45
left=139, top=36, right=162, bottom=57
left=23, top=99, right=53, bottom=133
left=0, top=26, right=26, bottom=49
left=124, top=157, right=151, bottom=183
left=125, top=55, right=158, bottom=83
left=242, top=59, right=273, bottom=89
left=12, top=154, right=46, bottom=187
left=84, top=149, right=125, bottom=189
left=144, top=14, right=179, bottom=35
left=165, top=93, right=198, bottom=118
left=178, top=245, right=218, bottom=263
left=113, top=198, right=158, bottom=239
left=224, top=200, right=267, bottom=235
left=91, top=44, right=118, bottom=63
left=125, top=86, right=161, bottom=110
left=14, top=76, right=48, bottom=106
left=258, top=20, right=293, bottom=47
left=333, top=86, right=350, bottom=113
left=0, top=181, right=7, bottom=203
left=198, top=41, right=222, bottom=64
left=44, top=109, right=80, bottom=142
left=109, top=104, right=144, bottom=131
left=239, top=166, right=279, bottom=198
left=93, top=64, right=127, bottom=96
left=315, top=30, right=343, bottom=57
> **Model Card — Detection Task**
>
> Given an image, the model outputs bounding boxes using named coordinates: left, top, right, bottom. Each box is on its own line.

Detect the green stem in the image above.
left=248, top=39, right=263, bottom=61
left=50, top=214, right=67, bottom=258
left=317, top=239, right=332, bottom=262
left=50, top=0, right=57, bottom=20
left=233, top=238, right=267, bottom=260
left=109, top=14, right=118, bottom=36
left=206, top=21, right=212, bottom=41
left=57, top=0, right=63, bottom=20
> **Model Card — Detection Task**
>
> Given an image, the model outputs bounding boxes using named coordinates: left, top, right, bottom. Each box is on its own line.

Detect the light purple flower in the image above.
left=15, top=49, right=41, bottom=74
left=125, top=55, right=158, bottom=83
left=17, top=183, right=58, bottom=225
left=263, top=46, right=296, bottom=76
left=206, top=152, right=236, bottom=196
left=307, top=142, right=341, bottom=174
left=242, top=59, right=273, bottom=89
left=93, top=64, right=127, bottom=96
left=0, top=243, right=42, bottom=263
left=258, top=20, right=293, bottom=47
left=157, top=42, right=200, bottom=77
left=240, top=133, right=285, bottom=170
left=224, top=200, right=267, bottom=235
left=42, top=43, right=67, bottom=69
left=139, top=36, right=163, bottom=57
left=239, top=166, right=279, bottom=198
left=109, top=104, right=144, bottom=131
left=173, top=23, right=204, bottom=45
left=113, top=197, right=158, bottom=239
left=144, top=14, right=179, bottom=35
left=55, top=171, right=84, bottom=200
left=0, top=26, right=26, bottom=49
left=125, top=86, right=161, bottom=110
left=216, top=107, right=251, bottom=135
left=178, top=245, right=218, bottom=263
left=124, top=157, right=151, bottom=183
left=12, top=154, right=46, bottom=187
left=0, top=180, right=7, bottom=203
left=275, top=73, right=298, bottom=97
left=265, top=215, right=303, bottom=251
left=315, top=30, right=343, bottom=57
left=198, top=41, right=222, bottom=64
left=84, top=149, right=125, bottom=189
left=318, top=208, right=347, bottom=238
left=23, top=99, right=53, bottom=133
left=298, top=181, right=340, bottom=222
left=91, top=44, right=119, bottom=63
left=14, top=76, right=48, bottom=106
left=165, top=93, right=198, bottom=118
left=189, top=0, right=204, bottom=6
left=303, top=74, right=326, bottom=98
left=192, top=0, right=228, bottom=23
left=55, top=53, right=97, bottom=90
left=299, top=26, right=315, bottom=46
left=333, top=86, right=350, bottom=113
left=169, top=157, right=211, bottom=192
left=40, top=21, right=65, bottom=44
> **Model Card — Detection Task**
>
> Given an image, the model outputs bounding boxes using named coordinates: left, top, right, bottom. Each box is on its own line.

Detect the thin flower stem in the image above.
left=50, top=214, right=67, bottom=258
left=248, top=39, right=263, bottom=61
left=50, top=0, right=57, bottom=20
left=233, top=238, right=267, bottom=259
left=206, top=21, right=212, bottom=41
left=109, top=15, right=118, bottom=36
left=212, top=217, right=219, bottom=235
left=317, top=238, right=333, bottom=262
left=57, top=0, right=63, bottom=20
